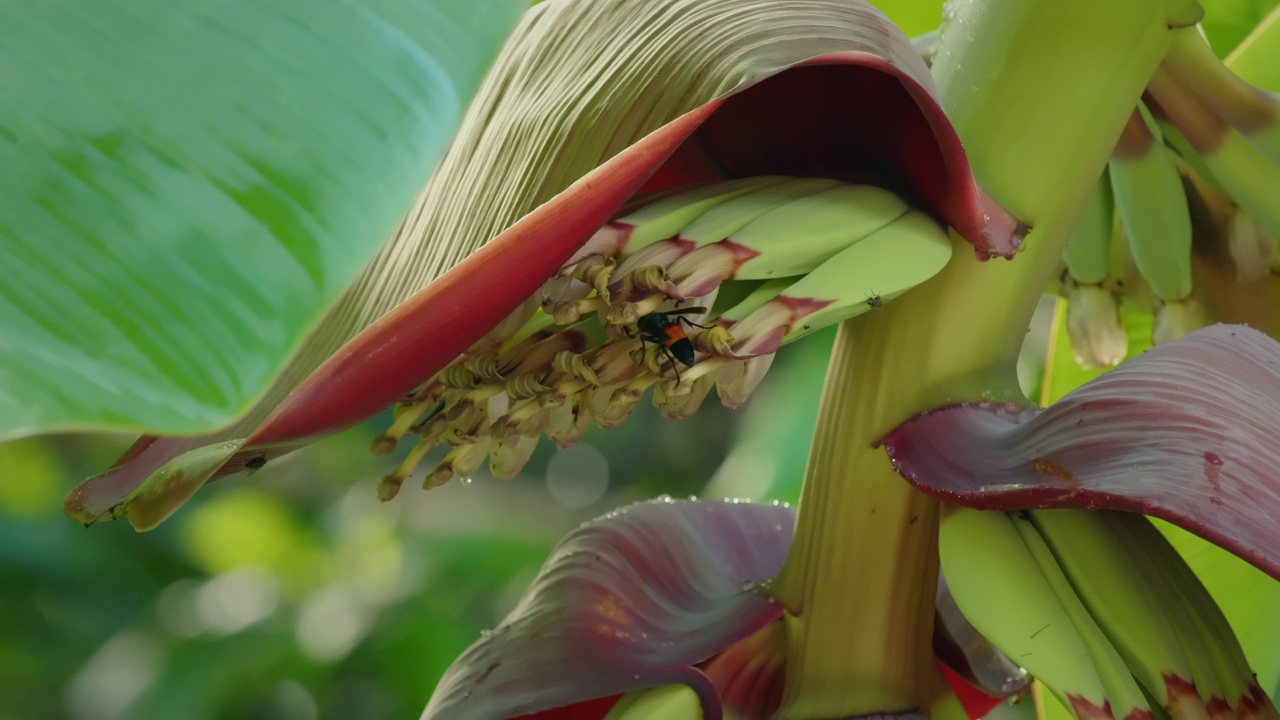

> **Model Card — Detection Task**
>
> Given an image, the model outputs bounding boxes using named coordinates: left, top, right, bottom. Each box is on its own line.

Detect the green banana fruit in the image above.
left=1200, top=128, right=1280, bottom=239
left=1028, top=510, right=1201, bottom=718
left=716, top=278, right=796, bottom=323
left=1062, top=174, right=1128, bottom=368
left=1157, top=115, right=1228, bottom=195
left=603, top=684, right=702, bottom=720
left=1009, top=513, right=1152, bottom=720
left=662, top=182, right=912, bottom=299
left=1164, top=27, right=1280, bottom=165
left=1145, top=56, right=1280, bottom=243
left=939, top=507, right=1114, bottom=717
left=684, top=210, right=944, bottom=359
left=764, top=209, right=951, bottom=348
left=688, top=184, right=910, bottom=276
left=1108, top=105, right=1194, bottom=303
left=1063, top=173, right=1117, bottom=286
left=571, top=175, right=791, bottom=264
left=675, top=177, right=848, bottom=246
left=1117, top=526, right=1234, bottom=720
left=1111, top=516, right=1280, bottom=720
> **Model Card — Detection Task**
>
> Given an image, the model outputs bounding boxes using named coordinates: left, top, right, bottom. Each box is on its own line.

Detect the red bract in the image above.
left=70, top=0, right=1015, bottom=529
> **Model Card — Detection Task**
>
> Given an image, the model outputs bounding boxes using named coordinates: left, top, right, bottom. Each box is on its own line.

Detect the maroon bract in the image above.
left=421, top=498, right=796, bottom=720
left=883, top=324, right=1280, bottom=581
left=421, top=497, right=1006, bottom=720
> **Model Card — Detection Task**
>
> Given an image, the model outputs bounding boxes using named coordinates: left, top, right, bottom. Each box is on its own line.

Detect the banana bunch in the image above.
left=1058, top=25, right=1280, bottom=363
left=941, top=507, right=1278, bottom=720
left=1061, top=174, right=1128, bottom=368
left=1108, top=102, right=1207, bottom=346
left=371, top=176, right=953, bottom=497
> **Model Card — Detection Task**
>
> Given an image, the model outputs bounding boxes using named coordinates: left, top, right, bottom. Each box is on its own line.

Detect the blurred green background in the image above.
left=0, top=326, right=831, bottom=720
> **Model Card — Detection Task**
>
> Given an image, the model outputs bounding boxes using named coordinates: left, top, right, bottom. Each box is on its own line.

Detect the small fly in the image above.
left=865, top=294, right=883, bottom=308
left=635, top=306, right=710, bottom=382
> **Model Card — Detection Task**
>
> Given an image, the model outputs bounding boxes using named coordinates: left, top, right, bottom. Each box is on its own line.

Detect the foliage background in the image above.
left=2, top=1, right=1278, bottom=719
left=0, top=328, right=827, bottom=720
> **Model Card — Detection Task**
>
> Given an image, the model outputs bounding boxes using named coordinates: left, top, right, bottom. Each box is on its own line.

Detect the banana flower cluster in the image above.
left=66, top=2, right=1280, bottom=720
left=64, top=0, right=1015, bottom=528
left=1060, top=26, right=1280, bottom=365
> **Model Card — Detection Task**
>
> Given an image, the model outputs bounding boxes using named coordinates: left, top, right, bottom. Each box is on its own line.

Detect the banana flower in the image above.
left=417, top=325, right=1280, bottom=717
left=408, top=2, right=1280, bottom=719
left=66, top=0, right=1016, bottom=529
left=64, top=0, right=1280, bottom=719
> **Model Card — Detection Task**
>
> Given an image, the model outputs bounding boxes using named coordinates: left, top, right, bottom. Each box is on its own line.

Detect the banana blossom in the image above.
left=66, top=0, right=1014, bottom=529
left=66, top=1, right=1280, bottom=719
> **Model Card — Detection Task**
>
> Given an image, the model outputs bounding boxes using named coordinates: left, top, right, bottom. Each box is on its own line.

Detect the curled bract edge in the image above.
left=884, top=323, right=1280, bottom=582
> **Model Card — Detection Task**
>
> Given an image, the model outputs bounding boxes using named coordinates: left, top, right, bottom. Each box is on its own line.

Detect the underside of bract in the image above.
left=420, top=498, right=795, bottom=720
left=885, top=324, right=1280, bottom=582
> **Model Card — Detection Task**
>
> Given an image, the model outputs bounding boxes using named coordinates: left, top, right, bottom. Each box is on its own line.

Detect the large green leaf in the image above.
left=0, top=0, right=525, bottom=440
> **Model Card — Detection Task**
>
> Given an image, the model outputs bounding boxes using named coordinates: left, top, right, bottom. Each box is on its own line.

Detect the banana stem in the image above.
left=769, top=0, right=1187, bottom=717
left=772, top=310, right=943, bottom=719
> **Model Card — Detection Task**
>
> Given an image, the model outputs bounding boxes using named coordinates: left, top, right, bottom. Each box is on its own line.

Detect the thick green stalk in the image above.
left=770, top=1, right=1191, bottom=717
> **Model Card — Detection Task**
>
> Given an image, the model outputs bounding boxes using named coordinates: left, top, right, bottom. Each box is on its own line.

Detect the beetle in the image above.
left=635, top=306, right=710, bottom=381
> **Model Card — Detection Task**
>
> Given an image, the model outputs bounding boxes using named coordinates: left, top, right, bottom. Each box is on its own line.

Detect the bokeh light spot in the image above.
left=179, top=488, right=317, bottom=581
left=295, top=586, right=371, bottom=662
left=545, top=443, right=609, bottom=509
left=64, top=630, right=160, bottom=720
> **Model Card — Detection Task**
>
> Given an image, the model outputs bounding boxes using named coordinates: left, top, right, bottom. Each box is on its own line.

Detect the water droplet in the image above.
left=459, top=476, right=474, bottom=485
left=479, top=629, right=492, bottom=638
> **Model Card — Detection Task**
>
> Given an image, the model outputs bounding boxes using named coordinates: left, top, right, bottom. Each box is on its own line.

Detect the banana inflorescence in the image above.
left=372, top=176, right=952, bottom=496
left=1058, top=25, right=1280, bottom=365
left=941, top=507, right=1280, bottom=720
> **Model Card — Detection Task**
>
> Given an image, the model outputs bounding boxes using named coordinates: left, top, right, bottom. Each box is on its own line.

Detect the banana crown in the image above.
left=371, top=176, right=951, bottom=496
